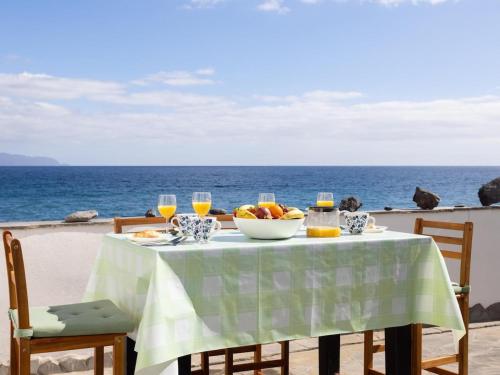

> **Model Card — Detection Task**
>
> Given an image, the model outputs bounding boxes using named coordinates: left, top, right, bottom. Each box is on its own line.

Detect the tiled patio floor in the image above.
left=14, top=322, right=500, bottom=375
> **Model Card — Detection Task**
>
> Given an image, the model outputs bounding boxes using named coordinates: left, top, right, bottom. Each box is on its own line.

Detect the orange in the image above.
left=269, top=204, right=284, bottom=219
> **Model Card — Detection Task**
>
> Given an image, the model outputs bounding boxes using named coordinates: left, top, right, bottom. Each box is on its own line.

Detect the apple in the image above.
left=255, top=207, right=272, bottom=219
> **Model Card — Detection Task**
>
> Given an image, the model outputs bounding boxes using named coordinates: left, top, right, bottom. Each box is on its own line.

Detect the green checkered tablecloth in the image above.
left=84, top=230, right=465, bottom=375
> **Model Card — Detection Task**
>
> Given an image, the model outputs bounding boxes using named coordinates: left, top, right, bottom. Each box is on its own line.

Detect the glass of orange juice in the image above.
left=317, top=192, right=334, bottom=207
left=258, top=193, right=275, bottom=208
left=158, top=194, right=177, bottom=230
left=192, top=192, right=212, bottom=217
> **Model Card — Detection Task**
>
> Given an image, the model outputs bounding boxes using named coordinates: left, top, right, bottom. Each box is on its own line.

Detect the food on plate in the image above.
left=239, top=204, right=256, bottom=213
left=255, top=207, right=273, bottom=219
left=236, top=209, right=257, bottom=219
left=269, top=204, right=284, bottom=219
left=133, top=230, right=161, bottom=239
left=234, top=203, right=304, bottom=220
left=280, top=209, right=305, bottom=220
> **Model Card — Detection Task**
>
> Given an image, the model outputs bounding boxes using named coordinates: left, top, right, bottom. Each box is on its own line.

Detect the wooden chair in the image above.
left=113, top=214, right=237, bottom=233
left=3, top=231, right=134, bottom=375
left=114, top=216, right=289, bottom=375
left=363, top=219, right=473, bottom=375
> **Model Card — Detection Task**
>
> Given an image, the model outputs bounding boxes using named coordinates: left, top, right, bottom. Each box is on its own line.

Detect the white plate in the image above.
left=363, top=226, right=388, bottom=234
left=125, top=232, right=170, bottom=244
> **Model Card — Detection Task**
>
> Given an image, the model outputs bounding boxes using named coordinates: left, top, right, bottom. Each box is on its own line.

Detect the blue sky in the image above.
left=0, top=0, right=499, bottom=165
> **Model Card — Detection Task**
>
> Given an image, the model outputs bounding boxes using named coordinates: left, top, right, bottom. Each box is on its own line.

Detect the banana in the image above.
left=236, top=209, right=257, bottom=219
left=239, top=204, right=256, bottom=211
left=280, top=209, right=304, bottom=220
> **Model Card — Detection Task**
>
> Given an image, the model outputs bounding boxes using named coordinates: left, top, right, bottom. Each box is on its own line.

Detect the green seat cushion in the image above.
left=9, top=299, right=135, bottom=338
left=451, top=282, right=470, bottom=294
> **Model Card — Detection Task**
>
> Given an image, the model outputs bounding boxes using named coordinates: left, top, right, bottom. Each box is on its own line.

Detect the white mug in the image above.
left=193, top=217, right=222, bottom=243
left=343, top=211, right=376, bottom=234
left=170, top=214, right=198, bottom=236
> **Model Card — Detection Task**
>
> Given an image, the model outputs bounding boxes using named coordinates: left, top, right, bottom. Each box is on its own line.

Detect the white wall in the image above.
left=370, top=208, right=500, bottom=308
left=0, top=207, right=498, bottom=360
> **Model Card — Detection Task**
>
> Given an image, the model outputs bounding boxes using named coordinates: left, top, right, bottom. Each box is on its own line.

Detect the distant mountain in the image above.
left=0, top=152, right=61, bottom=166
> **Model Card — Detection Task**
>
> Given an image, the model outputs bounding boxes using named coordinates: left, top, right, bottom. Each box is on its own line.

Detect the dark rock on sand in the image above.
left=64, top=210, right=98, bottom=223
left=478, top=177, right=500, bottom=206
left=209, top=208, right=227, bottom=215
left=339, top=196, right=362, bottom=212
left=145, top=209, right=156, bottom=217
left=486, top=302, right=500, bottom=321
left=470, top=304, right=491, bottom=323
left=413, top=187, right=440, bottom=210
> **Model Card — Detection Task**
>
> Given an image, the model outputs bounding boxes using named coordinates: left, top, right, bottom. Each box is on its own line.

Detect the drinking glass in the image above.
left=258, top=193, right=275, bottom=208
left=317, top=192, right=334, bottom=207
left=192, top=192, right=212, bottom=217
left=158, top=194, right=177, bottom=231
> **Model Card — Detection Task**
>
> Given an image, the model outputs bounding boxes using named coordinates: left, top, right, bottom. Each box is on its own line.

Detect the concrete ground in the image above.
left=5, top=322, right=497, bottom=375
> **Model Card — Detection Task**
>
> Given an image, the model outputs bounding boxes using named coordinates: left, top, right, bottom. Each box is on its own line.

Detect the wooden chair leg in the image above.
left=225, top=349, right=234, bottom=375
left=252, top=344, right=263, bottom=375
left=200, top=352, right=210, bottom=375
left=19, top=338, right=30, bottom=375
left=363, top=331, right=373, bottom=375
left=94, top=346, right=104, bottom=375
left=411, top=324, right=422, bottom=375
left=10, top=325, right=19, bottom=375
left=459, top=296, right=469, bottom=375
left=113, top=335, right=126, bottom=375
left=280, top=341, right=289, bottom=375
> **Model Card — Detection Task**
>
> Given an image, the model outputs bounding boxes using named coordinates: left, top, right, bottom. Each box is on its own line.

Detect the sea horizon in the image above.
left=1, top=165, right=498, bottom=222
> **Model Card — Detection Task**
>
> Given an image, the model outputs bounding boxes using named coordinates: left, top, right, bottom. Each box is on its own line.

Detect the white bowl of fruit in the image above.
left=233, top=204, right=305, bottom=240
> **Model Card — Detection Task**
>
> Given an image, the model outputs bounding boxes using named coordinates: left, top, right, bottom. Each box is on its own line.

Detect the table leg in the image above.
left=126, top=338, right=138, bottom=375
left=178, top=355, right=191, bottom=375
left=318, top=334, right=340, bottom=375
left=385, top=325, right=411, bottom=375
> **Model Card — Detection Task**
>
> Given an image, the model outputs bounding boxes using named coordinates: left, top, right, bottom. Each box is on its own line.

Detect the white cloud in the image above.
left=0, top=72, right=125, bottom=100
left=184, top=0, right=225, bottom=9
left=257, top=0, right=290, bottom=14
left=195, top=67, right=215, bottom=76
left=132, top=69, right=216, bottom=86
left=0, top=71, right=499, bottom=165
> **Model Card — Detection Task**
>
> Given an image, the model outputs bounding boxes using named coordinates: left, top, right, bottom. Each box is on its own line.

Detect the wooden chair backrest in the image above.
left=114, top=214, right=236, bottom=233
left=2, top=231, right=30, bottom=330
left=114, top=216, right=167, bottom=234
left=414, top=218, right=473, bottom=287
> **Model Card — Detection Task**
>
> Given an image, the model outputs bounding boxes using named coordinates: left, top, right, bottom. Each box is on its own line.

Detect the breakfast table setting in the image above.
left=84, top=192, right=466, bottom=375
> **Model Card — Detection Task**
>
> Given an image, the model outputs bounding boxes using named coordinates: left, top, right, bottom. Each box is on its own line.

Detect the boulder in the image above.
left=469, top=303, right=490, bottom=323
left=64, top=210, right=98, bottom=223
left=209, top=208, right=227, bottom=215
left=485, top=302, right=500, bottom=321
left=338, top=196, right=362, bottom=212
left=145, top=209, right=156, bottom=217
left=478, top=177, right=500, bottom=206
left=59, top=355, right=89, bottom=372
left=412, top=187, right=440, bottom=210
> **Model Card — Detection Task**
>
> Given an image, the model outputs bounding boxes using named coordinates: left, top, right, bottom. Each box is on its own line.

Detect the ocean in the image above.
left=0, top=166, right=498, bottom=222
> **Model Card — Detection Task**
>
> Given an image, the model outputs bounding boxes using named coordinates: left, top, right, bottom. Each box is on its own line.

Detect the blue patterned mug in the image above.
left=343, top=211, right=375, bottom=234
left=193, top=217, right=222, bottom=243
left=170, top=214, right=198, bottom=236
